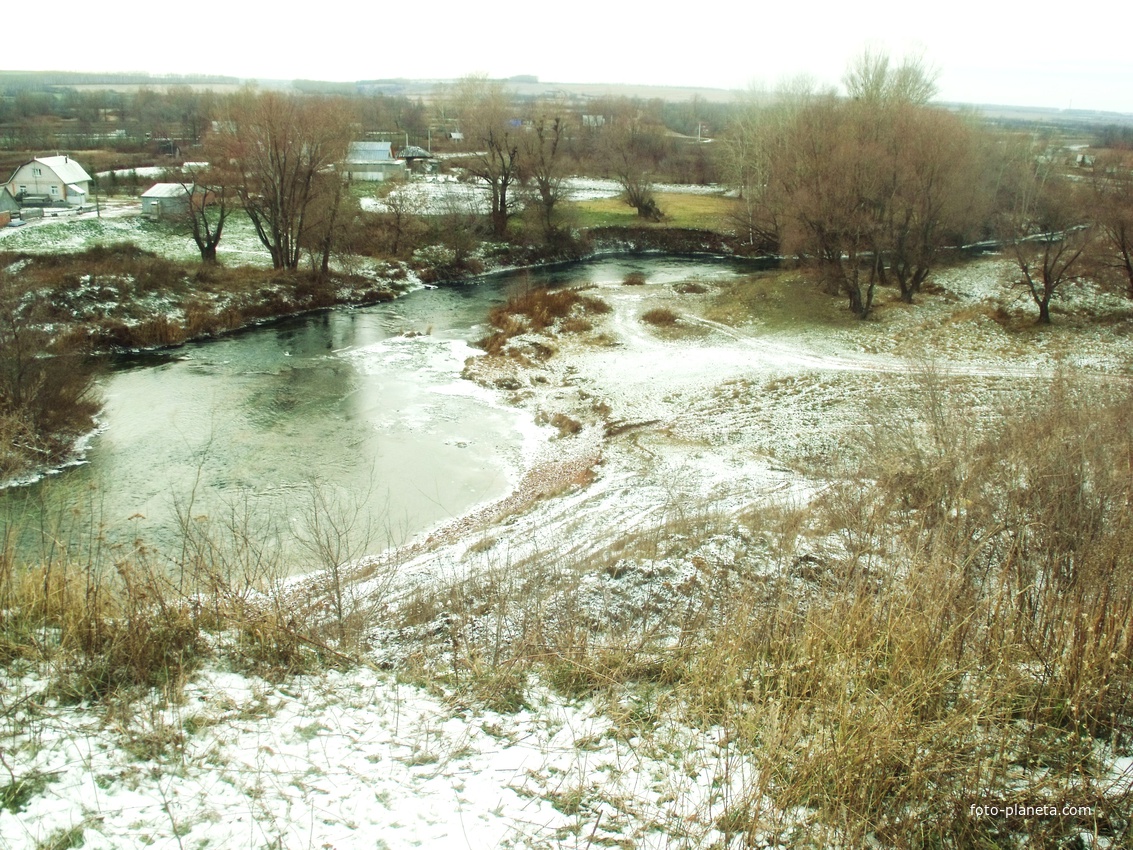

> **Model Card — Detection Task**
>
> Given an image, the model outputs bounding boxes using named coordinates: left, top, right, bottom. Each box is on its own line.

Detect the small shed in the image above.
left=343, top=142, right=406, bottom=181
left=141, top=183, right=191, bottom=219
left=397, top=145, right=433, bottom=172
left=0, top=186, right=19, bottom=216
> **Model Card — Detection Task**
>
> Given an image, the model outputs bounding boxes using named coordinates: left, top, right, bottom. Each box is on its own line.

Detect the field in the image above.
left=0, top=203, right=273, bottom=265
left=566, top=190, right=738, bottom=230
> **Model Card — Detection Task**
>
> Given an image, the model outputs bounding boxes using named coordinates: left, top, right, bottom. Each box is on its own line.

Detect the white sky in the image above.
left=11, top=0, right=1133, bottom=113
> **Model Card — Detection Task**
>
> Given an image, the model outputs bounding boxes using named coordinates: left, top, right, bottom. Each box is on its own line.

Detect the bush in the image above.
left=477, top=286, right=611, bottom=355
left=641, top=307, right=679, bottom=326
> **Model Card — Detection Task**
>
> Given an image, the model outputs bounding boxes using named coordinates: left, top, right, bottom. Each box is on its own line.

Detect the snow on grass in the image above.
left=4, top=255, right=1132, bottom=848
left=359, top=174, right=720, bottom=215
left=0, top=206, right=272, bottom=265
left=1, top=665, right=751, bottom=850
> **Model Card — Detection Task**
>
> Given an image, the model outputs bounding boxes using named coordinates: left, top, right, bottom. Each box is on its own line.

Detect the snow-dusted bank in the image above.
left=3, top=256, right=1132, bottom=849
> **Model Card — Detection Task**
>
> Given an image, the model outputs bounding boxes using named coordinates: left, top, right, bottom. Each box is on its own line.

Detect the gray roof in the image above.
left=399, top=145, right=431, bottom=159
left=141, top=183, right=191, bottom=198
left=34, top=155, right=92, bottom=184
left=346, top=142, right=393, bottom=163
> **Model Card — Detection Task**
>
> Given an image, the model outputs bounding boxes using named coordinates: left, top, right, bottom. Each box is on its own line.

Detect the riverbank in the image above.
left=1, top=223, right=773, bottom=487
left=4, top=253, right=1132, bottom=849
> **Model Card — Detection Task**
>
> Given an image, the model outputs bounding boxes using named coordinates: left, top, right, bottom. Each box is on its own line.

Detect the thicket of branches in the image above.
left=718, top=51, right=1133, bottom=320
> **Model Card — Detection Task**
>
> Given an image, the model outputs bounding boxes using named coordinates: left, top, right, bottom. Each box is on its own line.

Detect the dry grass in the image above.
left=1, top=364, right=1130, bottom=845
left=641, top=307, right=680, bottom=327
left=477, top=285, right=610, bottom=356
left=384, top=374, right=1133, bottom=846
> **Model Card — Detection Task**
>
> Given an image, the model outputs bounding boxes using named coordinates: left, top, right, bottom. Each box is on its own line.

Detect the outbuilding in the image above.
left=141, top=183, right=191, bottom=219
left=343, top=142, right=406, bottom=182
left=0, top=186, right=19, bottom=216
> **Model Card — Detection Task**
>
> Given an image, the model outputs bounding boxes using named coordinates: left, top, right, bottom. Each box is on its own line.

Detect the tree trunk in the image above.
left=490, top=208, right=509, bottom=239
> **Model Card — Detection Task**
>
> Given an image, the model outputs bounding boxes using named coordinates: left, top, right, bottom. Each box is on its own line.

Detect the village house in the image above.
left=5, top=155, right=92, bottom=207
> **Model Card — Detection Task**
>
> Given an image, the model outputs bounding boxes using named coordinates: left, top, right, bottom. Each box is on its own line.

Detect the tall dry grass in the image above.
left=389, top=373, right=1132, bottom=846
left=477, top=284, right=610, bottom=355
left=1, top=370, right=1129, bottom=845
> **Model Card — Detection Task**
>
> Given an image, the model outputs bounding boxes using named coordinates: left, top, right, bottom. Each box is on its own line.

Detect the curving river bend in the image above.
left=2, top=257, right=761, bottom=567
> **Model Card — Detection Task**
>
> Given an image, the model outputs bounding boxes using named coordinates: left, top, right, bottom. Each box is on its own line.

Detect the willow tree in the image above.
left=731, top=53, right=986, bottom=317
left=219, top=93, right=353, bottom=270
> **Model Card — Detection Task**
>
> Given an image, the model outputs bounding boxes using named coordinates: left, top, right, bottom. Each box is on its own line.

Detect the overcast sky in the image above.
left=11, top=0, right=1132, bottom=114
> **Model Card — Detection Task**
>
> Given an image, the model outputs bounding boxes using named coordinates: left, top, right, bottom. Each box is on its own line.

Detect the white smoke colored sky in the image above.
left=13, top=0, right=1132, bottom=113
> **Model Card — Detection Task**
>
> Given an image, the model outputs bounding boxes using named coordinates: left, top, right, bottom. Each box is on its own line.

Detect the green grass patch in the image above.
left=704, top=270, right=860, bottom=331
left=566, top=192, right=737, bottom=231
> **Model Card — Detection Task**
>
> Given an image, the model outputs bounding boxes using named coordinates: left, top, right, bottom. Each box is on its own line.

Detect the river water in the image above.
left=2, top=256, right=762, bottom=568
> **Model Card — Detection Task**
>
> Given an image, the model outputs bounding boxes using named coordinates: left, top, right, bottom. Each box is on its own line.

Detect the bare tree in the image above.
left=179, top=160, right=232, bottom=264
left=1086, top=152, right=1133, bottom=298
left=300, top=171, right=356, bottom=280
left=872, top=105, right=987, bottom=303
left=521, top=108, right=572, bottom=239
left=218, top=92, right=353, bottom=270
left=600, top=108, right=663, bottom=221
left=843, top=49, right=939, bottom=106
left=738, top=53, right=979, bottom=317
left=718, top=80, right=819, bottom=251
left=1002, top=153, right=1093, bottom=323
left=450, top=77, right=522, bottom=239
left=374, top=182, right=428, bottom=257
left=772, top=94, right=887, bottom=317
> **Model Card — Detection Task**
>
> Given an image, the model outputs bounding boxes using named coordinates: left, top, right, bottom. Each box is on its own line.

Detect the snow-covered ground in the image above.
left=2, top=666, right=751, bottom=850
left=4, top=256, right=1132, bottom=849
left=360, top=175, right=721, bottom=215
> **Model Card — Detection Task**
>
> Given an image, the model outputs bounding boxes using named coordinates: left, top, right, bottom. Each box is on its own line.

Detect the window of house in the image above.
left=50, top=186, right=58, bottom=195
left=32, top=167, right=42, bottom=177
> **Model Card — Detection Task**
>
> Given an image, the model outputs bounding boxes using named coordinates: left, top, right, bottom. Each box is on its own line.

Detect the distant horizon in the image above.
left=5, top=68, right=1133, bottom=124
left=6, top=0, right=1132, bottom=115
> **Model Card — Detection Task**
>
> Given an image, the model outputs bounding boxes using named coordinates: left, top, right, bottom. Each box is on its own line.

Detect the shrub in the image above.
left=478, top=286, right=610, bottom=355
left=641, top=307, right=679, bottom=326
left=622, top=271, right=647, bottom=286
left=674, top=281, right=708, bottom=294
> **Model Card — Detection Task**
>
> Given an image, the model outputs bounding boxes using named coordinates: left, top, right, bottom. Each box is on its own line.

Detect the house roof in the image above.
left=399, top=146, right=431, bottom=159
left=346, top=142, right=393, bottom=163
left=142, top=183, right=191, bottom=198
left=33, top=155, right=92, bottom=184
